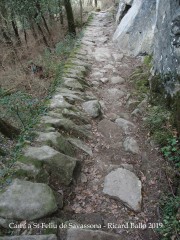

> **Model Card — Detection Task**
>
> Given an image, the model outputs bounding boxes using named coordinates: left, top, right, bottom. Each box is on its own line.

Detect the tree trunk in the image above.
left=37, top=22, right=50, bottom=47
left=1, top=28, right=13, bottom=45
left=34, top=12, right=50, bottom=47
left=24, top=29, right=28, bottom=46
left=35, top=2, right=51, bottom=36
left=11, top=20, right=21, bottom=45
left=59, top=0, right=64, bottom=25
left=0, top=118, right=20, bottom=139
left=30, top=20, right=38, bottom=40
left=0, top=147, right=6, bottom=156
left=94, top=0, right=97, bottom=7
left=64, top=0, right=76, bottom=35
left=11, top=12, right=21, bottom=45
left=79, top=0, right=83, bottom=29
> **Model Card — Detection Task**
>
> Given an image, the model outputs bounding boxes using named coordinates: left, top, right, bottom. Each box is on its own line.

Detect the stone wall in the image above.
left=153, top=0, right=180, bottom=80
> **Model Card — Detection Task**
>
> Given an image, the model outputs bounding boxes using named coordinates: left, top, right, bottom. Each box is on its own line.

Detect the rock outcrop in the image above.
left=153, top=0, right=180, bottom=80
left=114, top=0, right=180, bottom=96
left=113, top=0, right=156, bottom=56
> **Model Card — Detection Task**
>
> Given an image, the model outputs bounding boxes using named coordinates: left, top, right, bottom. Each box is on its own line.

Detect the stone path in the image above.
left=0, top=11, right=165, bottom=240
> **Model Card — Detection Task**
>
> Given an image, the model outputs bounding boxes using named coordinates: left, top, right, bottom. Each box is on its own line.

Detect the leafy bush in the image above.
left=55, top=34, right=76, bottom=56
left=161, top=138, right=180, bottom=169
left=153, top=131, right=173, bottom=146
left=0, top=91, right=42, bottom=129
left=144, top=54, right=153, bottom=68
left=145, top=106, right=173, bottom=145
left=158, top=196, right=180, bottom=240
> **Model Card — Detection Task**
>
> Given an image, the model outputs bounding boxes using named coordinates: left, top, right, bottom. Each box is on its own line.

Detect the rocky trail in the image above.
left=0, top=11, right=167, bottom=240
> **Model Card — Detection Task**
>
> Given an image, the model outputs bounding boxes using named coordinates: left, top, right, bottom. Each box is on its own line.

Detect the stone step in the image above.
left=115, top=118, right=135, bottom=134
left=16, top=145, right=79, bottom=185
left=41, top=116, right=91, bottom=139
left=82, top=100, right=102, bottom=118
left=0, top=179, right=57, bottom=220
left=35, top=131, right=75, bottom=157
left=68, top=137, right=93, bottom=156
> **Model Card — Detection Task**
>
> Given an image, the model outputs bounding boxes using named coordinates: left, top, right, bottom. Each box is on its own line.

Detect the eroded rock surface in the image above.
left=123, top=137, right=140, bottom=154
left=103, top=168, right=142, bottom=212
left=0, top=179, right=57, bottom=220
left=82, top=100, right=101, bottom=118
left=17, top=146, right=78, bottom=185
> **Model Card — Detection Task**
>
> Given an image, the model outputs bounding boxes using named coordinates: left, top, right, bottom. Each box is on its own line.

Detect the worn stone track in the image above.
left=0, top=11, right=165, bottom=240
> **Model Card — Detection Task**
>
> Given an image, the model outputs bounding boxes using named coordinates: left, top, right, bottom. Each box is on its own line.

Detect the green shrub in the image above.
left=0, top=91, right=42, bottom=129
left=153, top=131, right=173, bottom=146
left=144, top=55, right=153, bottom=68
left=145, top=106, right=171, bottom=133
left=158, top=196, right=180, bottom=240
left=161, top=138, right=180, bottom=169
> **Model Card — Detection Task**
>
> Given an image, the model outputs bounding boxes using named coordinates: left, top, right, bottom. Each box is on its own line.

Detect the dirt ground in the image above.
left=0, top=9, right=173, bottom=240
left=55, top=12, right=170, bottom=240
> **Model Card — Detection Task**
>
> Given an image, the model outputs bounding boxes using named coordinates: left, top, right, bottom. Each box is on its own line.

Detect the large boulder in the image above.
left=103, top=168, right=142, bottom=212
left=0, top=179, right=57, bottom=220
left=36, top=132, right=75, bottom=156
left=116, top=0, right=133, bottom=25
left=153, top=0, right=180, bottom=95
left=82, top=100, right=101, bottom=118
left=17, top=146, right=78, bottom=185
left=114, top=0, right=180, bottom=97
left=113, top=0, right=156, bottom=55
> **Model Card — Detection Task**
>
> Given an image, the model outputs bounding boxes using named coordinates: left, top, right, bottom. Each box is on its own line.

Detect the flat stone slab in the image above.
left=100, top=78, right=109, bottom=83
left=104, top=64, right=114, bottom=70
left=110, top=76, right=125, bottom=84
left=112, top=53, right=124, bottom=61
left=41, top=115, right=62, bottom=127
left=62, top=108, right=89, bottom=124
left=91, top=71, right=104, bottom=79
left=107, top=88, right=125, bottom=99
left=0, top=179, right=57, bottom=220
left=103, top=168, right=142, bottom=212
left=0, top=235, right=57, bottom=240
left=82, top=100, right=101, bottom=118
left=55, top=87, right=82, bottom=96
left=123, top=137, right=140, bottom=154
left=67, top=229, right=121, bottom=240
left=22, top=146, right=78, bottom=185
left=41, top=116, right=91, bottom=138
left=68, top=138, right=93, bottom=156
left=98, top=119, right=123, bottom=144
left=49, top=94, right=72, bottom=109
left=55, top=91, right=83, bottom=102
left=36, top=132, right=74, bottom=156
left=69, top=59, right=90, bottom=69
left=63, top=79, right=83, bottom=90
left=115, top=118, right=135, bottom=134
left=93, top=48, right=111, bottom=61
